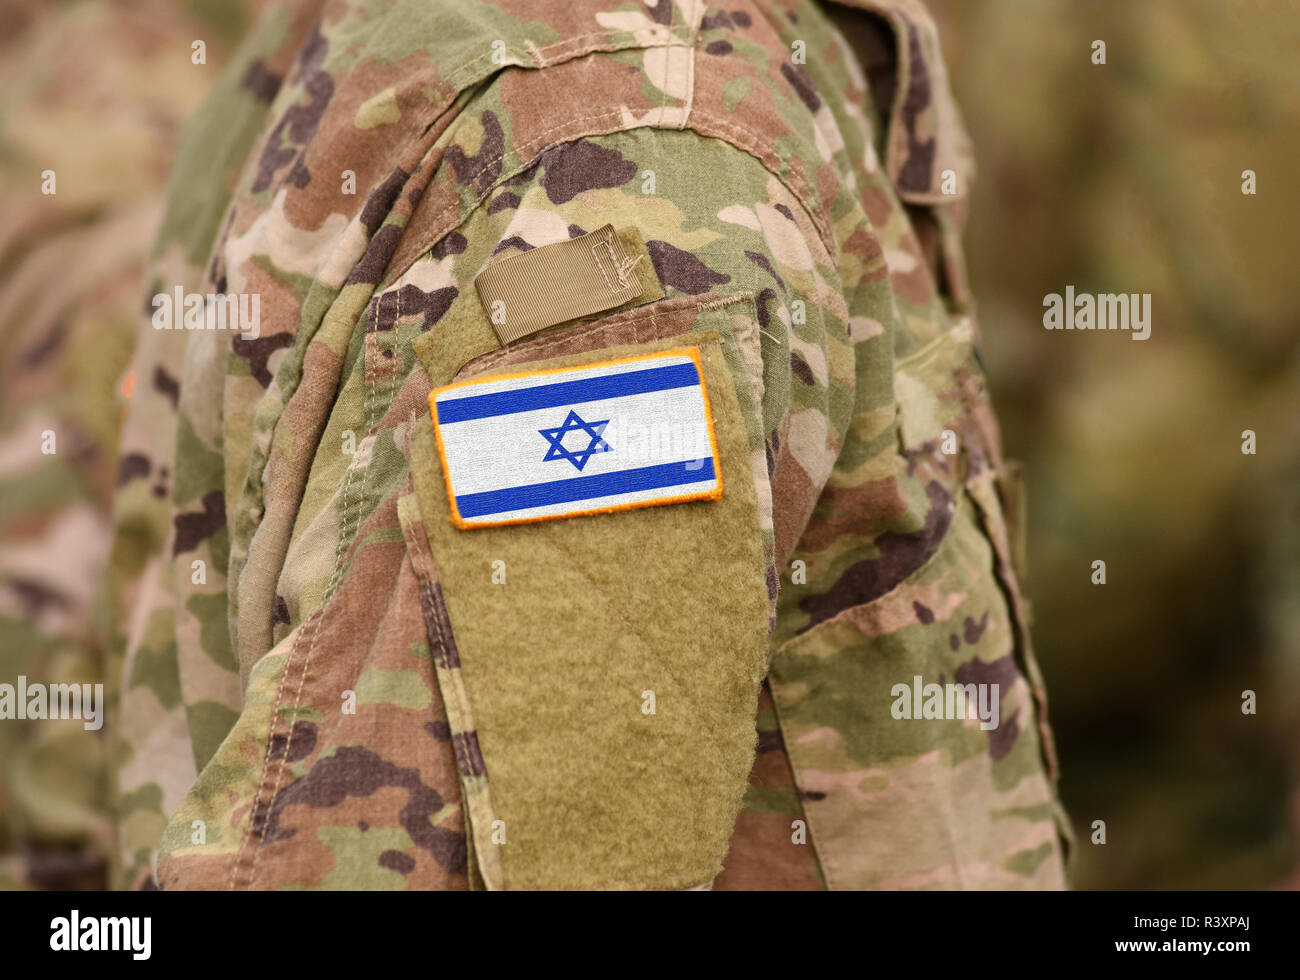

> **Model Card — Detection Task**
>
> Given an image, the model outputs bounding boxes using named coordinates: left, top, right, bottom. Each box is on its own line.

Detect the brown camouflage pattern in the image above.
left=0, top=0, right=263, bottom=890
left=97, top=0, right=1068, bottom=889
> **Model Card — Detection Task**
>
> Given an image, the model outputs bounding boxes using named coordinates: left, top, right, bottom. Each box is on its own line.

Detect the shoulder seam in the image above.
left=686, top=111, right=838, bottom=262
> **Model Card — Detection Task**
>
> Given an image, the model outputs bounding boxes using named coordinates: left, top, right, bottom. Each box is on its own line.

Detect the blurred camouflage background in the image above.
left=0, top=0, right=262, bottom=888
left=1, top=0, right=1296, bottom=888
left=928, top=0, right=1300, bottom=888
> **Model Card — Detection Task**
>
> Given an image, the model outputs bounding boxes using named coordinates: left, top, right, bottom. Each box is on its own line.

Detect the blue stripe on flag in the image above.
left=455, top=458, right=716, bottom=518
left=437, top=362, right=698, bottom=424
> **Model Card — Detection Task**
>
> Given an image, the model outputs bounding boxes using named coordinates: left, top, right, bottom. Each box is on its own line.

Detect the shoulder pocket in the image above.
left=400, top=292, right=775, bottom=889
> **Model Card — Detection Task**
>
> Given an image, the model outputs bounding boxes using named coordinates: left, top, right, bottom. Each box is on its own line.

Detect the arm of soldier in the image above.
left=147, top=125, right=853, bottom=892
left=389, top=125, right=854, bottom=889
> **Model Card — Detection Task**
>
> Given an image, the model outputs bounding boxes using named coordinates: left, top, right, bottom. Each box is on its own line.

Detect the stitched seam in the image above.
left=426, top=108, right=630, bottom=232
left=680, top=0, right=703, bottom=129
left=395, top=38, right=836, bottom=315
left=428, top=105, right=835, bottom=272
left=415, top=118, right=835, bottom=311
left=391, top=107, right=637, bottom=280
left=443, top=29, right=679, bottom=87
left=239, top=291, right=387, bottom=889
left=523, top=39, right=547, bottom=69
left=694, top=294, right=751, bottom=312
left=396, top=496, right=500, bottom=886
left=245, top=596, right=324, bottom=888
left=658, top=33, right=669, bottom=128
left=228, top=603, right=319, bottom=889
left=376, top=29, right=688, bottom=234
left=590, top=239, right=616, bottom=292
left=686, top=110, right=836, bottom=258
left=617, top=252, right=643, bottom=288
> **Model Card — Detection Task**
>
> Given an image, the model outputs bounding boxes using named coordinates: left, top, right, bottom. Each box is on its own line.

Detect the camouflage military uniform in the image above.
left=108, top=0, right=1071, bottom=890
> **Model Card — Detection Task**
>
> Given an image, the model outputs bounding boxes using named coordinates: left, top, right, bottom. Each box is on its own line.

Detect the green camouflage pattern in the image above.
left=0, top=0, right=258, bottom=889
left=102, top=0, right=1066, bottom=889
left=928, top=0, right=1300, bottom=889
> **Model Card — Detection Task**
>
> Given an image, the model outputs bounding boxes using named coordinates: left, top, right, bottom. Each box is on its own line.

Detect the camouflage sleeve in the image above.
left=118, top=0, right=1068, bottom=891
left=143, top=110, right=851, bottom=889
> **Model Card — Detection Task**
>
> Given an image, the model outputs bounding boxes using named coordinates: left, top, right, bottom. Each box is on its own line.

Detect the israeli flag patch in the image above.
left=428, top=347, right=723, bottom=528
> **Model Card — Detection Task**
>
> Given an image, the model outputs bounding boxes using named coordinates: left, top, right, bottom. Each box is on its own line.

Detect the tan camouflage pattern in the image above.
left=0, top=0, right=262, bottom=889
left=100, top=0, right=1067, bottom=889
left=926, top=0, right=1300, bottom=890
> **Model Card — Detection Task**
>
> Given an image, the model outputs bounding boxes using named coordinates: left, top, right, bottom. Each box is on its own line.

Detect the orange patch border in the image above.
left=428, top=346, right=724, bottom=530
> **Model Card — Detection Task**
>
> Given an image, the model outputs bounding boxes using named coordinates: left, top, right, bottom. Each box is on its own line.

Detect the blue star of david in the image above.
left=538, top=409, right=612, bottom=472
